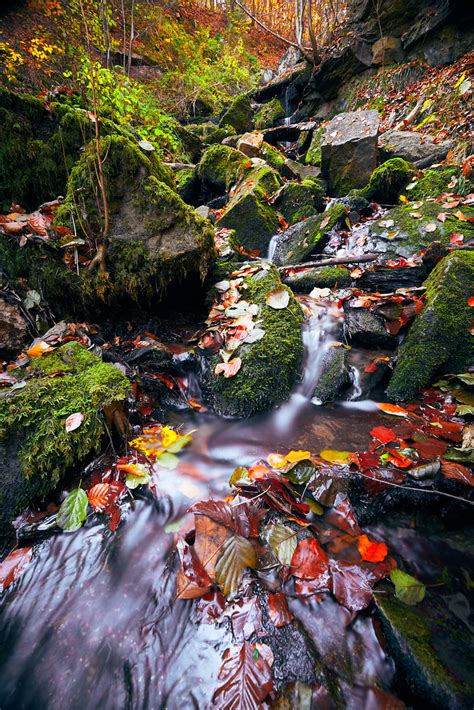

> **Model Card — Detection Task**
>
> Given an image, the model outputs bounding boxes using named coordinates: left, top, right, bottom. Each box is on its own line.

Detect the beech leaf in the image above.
left=0, top=547, right=32, bottom=590
left=265, top=523, right=298, bottom=566
left=65, top=412, right=84, bottom=432
left=212, top=641, right=273, bottom=709
left=390, top=569, right=426, bottom=605
left=215, top=534, right=257, bottom=596
left=57, top=487, right=88, bottom=532
left=265, top=288, right=290, bottom=309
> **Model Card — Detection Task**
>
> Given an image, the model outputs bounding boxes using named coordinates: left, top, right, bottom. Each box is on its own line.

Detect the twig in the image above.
left=394, top=96, right=425, bottom=131
left=278, top=253, right=379, bottom=272
left=355, top=470, right=474, bottom=507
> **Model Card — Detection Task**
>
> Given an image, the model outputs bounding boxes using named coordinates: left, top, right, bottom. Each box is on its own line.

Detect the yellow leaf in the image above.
left=26, top=340, right=54, bottom=358
left=319, top=449, right=352, bottom=465
left=399, top=195, right=409, bottom=204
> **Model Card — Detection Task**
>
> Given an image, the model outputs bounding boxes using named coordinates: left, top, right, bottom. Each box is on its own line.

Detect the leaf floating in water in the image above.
left=57, top=487, right=88, bottom=533
left=376, top=402, right=410, bottom=417
left=390, top=569, right=426, bottom=605
left=265, top=288, right=290, bottom=309
left=0, top=547, right=32, bottom=590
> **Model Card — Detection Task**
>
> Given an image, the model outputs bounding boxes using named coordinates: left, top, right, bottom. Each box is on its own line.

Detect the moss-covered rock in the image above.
left=185, top=121, right=236, bottom=148
left=219, top=93, right=254, bottom=134
left=0, top=342, right=130, bottom=533
left=254, top=98, right=285, bottom=129
left=407, top=166, right=466, bottom=201
left=197, top=144, right=248, bottom=195
left=272, top=203, right=347, bottom=266
left=203, top=264, right=304, bottom=417
left=305, top=125, right=325, bottom=167
left=366, top=201, right=474, bottom=259
left=54, top=134, right=214, bottom=304
left=259, top=142, right=287, bottom=175
left=176, top=167, right=200, bottom=204
left=217, top=165, right=282, bottom=253
left=376, top=593, right=474, bottom=709
left=282, top=266, right=351, bottom=292
left=387, top=251, right=474, bottom=401
left=352, top=158, right=414, bottom=204
left=273, top=177, right=325, bottom=225
left=312, top=344, right=350, bottom=404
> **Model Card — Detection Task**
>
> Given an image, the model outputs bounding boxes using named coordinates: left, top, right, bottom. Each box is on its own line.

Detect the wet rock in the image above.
left=375, top=592, right=474, bottom=709
left=176, top=167, right=200, bottom=205
left=313, top=344, right=351, bottom=404
left=347, top=348, right=391, bottom=399
left=379, top=130, right=453, bottom=165
left=282, top=158, right=322, bottom=182
left=237, top=131, right=264, bottom=158
left=283, top=266, right=351, bottom=292
left=272, top=204, right=347, bottom=266
left=0, top=342, right=130, bottom=534
left=321, top=110, right=380, bottom=196
left=357, top=265, right=429, bottom=292
left=351, top=158, right=414, bottom=204
left=304, top=125, right=325, bottom=167
left=273, top=178, right=324, bottom=226
left=219, top=93, right=254, bottom=135
left=372, top=36, right=404, bottom=65
left=217, top=165, right=281, bottom=253
left=307, top=43, right=373, bottom=101
left=202, top=264, right=304, bottom=417
left=196, top=144, right=247, bottom=195
left=344, top=302, right=398, bottom=349
left=0, top=298, right=28, bottom=355
left=254, top=98, right=285, bottom=130
left=53, top=134, right=215, bottom=304
left=387, top=251, right=474, bottom=401
left=365, top=201, right=474, bottom=260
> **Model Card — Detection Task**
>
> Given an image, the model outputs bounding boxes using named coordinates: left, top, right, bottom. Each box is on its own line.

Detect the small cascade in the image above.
left=348, top=364, right=363, bottom=401
left=267, top=233, right=279, bottom=262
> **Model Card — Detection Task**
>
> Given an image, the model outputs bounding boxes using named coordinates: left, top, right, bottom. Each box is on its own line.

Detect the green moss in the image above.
left=197, top=144, right=248, bottom=194
left=305, top=126, right=325, bottom=167
left=275, top=203, right=347, bottom=265
left=260, top=142, right=286, bottom=173
left=312, top=345, right=350, bottom=403
left=204, top=265, right=304, bottom=416
left=176, top=167, right=200, bottom=204
left=283, top=266, right=351, bottom=292
left=0, top=342, right=130, bottom=531
left=186, top=121, right=236, bottom=147
left=219, top=93, right=254, bottom=134
left=408, top=166, right=458, bottom=201
left=352, top=158, right=414, bottom=204
left=275, top=178, right=324, bottom=225
left=387, top=251, right=474, bottom=401
left=376, top=594, right=469, bottom=708
left=254, top=98, right=285, bottom=129
left=217, top=165, right=282, bottom=253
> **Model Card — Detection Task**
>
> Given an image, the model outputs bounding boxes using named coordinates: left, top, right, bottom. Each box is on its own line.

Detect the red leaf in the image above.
left=330, top=560, right=373, bottom=611
left=370, top=426, right=397, bottom=445
left=290, top=538, right=330, bottom=587
left=268, top=592, right=294, bottom=628
left=468, top=295, right=474, bottom=307
left=28, top=211, right=49, bottom=236
left=226, top=597, right=264, bottom=639
left=195, top=590, right=226, bottom=624
left=441, top=461, right=474, bottom=486
left=2, top=221, right=24, bottom=235
left=176, top=539, right=213, bottom=599
left=215, top=357, right=242, bottom=378
left=450, top=233, right=464, bottom=245
left=212, top=642, right=273, bottom=709
left=357, top=534, right=388, bottom=562
left=87, top=482, right=110, bottom=512
left=0, top=547, right=32, bottom=589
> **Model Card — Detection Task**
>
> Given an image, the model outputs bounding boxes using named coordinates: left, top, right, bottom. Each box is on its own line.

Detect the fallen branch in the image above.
left=278, top=253, right=378, bottom=272
left=394, top=96, right=425, bottom=131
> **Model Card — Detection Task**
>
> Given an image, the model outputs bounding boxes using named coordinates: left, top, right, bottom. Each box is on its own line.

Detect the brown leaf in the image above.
left=215, top=357, right=242, bottom=378
left=212, top=641, right=273, bottom=709
left=87, top=483, right=110, bottom=512
left=176, top=539, right=213, bottom=600
left=441, top=460, right=474, bottom=486
left=330, top=559, right=373, bottom=611
left=194, top=515, right=230, bottom=579
left=268, top=592, right=293, bottom=628
left=215, top=534, right=258, bottom=596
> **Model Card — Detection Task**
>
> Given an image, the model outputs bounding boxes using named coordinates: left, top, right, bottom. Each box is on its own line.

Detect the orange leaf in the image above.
left=357, top=534, right=388, bottom=562
left=26, top=340, right=54, bottom=358
left=0, top=547, right=32, bottom=589
left=88, top=483, right=111, bottom=511
left=376, top=403, right=409, bottom=417
left=215, top=357, right=242, bottom=378
left=468, top=296, right=474, bottom=307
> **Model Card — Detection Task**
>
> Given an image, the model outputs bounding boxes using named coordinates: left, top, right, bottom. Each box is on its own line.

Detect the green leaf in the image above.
left=126, top=469, right=152, bottom=489
left=166, top=433, right=192, bottom=454
left=390, top=569, right=426, bottom=606
left=265, top=523, right=297, bottom=566
left=215, top=534, right=258, bottom=596
left=456, top=405, right=474, bottom=416
left=229, top=466, right=250, bottom=486
left=57, top=487, right=88, bottom=532
left=156, top=452, right=179, bottom=469
left=444, top=447, right=474, bottom=463
left=284, top=463, right=317, bottom=485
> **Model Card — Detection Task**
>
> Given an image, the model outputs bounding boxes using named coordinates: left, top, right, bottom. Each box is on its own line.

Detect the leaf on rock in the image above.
left=290, top=538, right=330, bottom=588
left=0, top=547, right=32, bottom=590
left=26, top=340, right=54, bottom=358
left=215, top=357, right=242, bottom=378
left=225, top=597, right=264, bottom=639
left=268, top=592, right=293, bottom=628
left=176, top=539, right=213, bottom=600
left=212, top=641, right=273, bottom=710
left=390, top=569, right=426, bottom=605
left=441, top=460, right=474, bottom=486
left=265, top=523, right=298, bottom=566
left=330, top=559, right=373, bottom=611
left=319, top=449, right=352, bottom=465
left=357, top=534, right=388, bottom=562
left=376, top=403, right=409, bottom=417
left=65, top=412, right=84, bottom=432
left=194, top=515, right=231, bottom=579
left=215, top=534, right=258, bottom=596
left=265, top=288, right=290, bottom=310
left=57, top=487, right=88, bottom=532
left=87, top=483, right=110, bottom=511
left=370, top=426, right=397, bottom=444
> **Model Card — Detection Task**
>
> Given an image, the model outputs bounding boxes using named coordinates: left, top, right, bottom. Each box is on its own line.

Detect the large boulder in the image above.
left=217, top=165, right=282, bottom=254
left=271, top=203, right=347, bottom=266
left=55, top=134, right=215, bottom=303
left=254, top=98, right=285, bottom=130
left=312, top=343, right=351, bottom=404
left=387, top=251, right=474, bottom=401
left=352, top=157, right=414, bottom=204
left=379, top=130, right=453, bottom=165
left=237, top=131, right=264, bottom=158
left=273, top=178, right=324, bottom=226
left=219, top=93, right=255, bottom=135
left=202, top=264, right=304, bottom=417
left=0, top=342, right=130, bottom=534
left=196, top=144, right=247, bottom=195
left=371, top=36, right=404, bottom=65
left=282, top=266, right=351, bottom=292
left=321, top=110, right=380, bottom=196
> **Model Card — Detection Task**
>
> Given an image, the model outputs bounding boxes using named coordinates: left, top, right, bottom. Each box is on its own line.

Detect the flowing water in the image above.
left=0, top=300, right=468, bottom=708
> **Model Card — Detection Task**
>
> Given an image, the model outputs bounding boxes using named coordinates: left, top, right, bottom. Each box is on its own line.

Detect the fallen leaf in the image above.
left=215, top=534, right=258, bottom=596
left=26, top=340, right=54, bottom=358
left=87, top=483, right=110, bottom=512
left=319, top=449, right=352, bottom=465
left=0, top=547, right=32, bottom=590
left=65, top=412, right=84, bottom=432
left=290, top=537, right=330, bottom=588
left=265, top=523, right=298, bottom=566
left=450, top=233, right=464, bottom=244
left=215, top=357, right=242, bottom=378
left=268, top=592, right=293, bottom=627
left=389, top=569, right=425, bottom=605
left=357, top=534, right=388, bottom=562
left=212, top=641, right=273, bottom=709
left=265, top=288, right=290, bottom=310
left=424, top=222, right=437, bottom=232
left=441, top=460, right=474, bottom=486
left=330, top=560, right=373, bottom=611
left=57, top=486, right=88, bottom=532
left=376, top=403, right=409, bottom=417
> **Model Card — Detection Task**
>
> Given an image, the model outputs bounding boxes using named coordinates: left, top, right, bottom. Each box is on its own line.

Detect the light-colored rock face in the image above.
left=237, top=131, right=264, bottom=158
left=379, top=129, right=453, bottom=164
left=371, top=36, right=403, bottom=65
left=0, top=299, right=28, bottom=354
left=321, top=110, right=380, bottom=196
